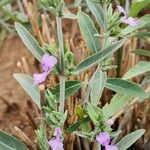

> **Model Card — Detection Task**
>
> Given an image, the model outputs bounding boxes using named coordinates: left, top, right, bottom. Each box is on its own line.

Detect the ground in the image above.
left=0, top=36, right=38, bottom=149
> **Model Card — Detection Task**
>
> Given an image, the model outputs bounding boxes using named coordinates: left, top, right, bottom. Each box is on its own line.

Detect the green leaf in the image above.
left=77, top=11, right=101, bottom=53
left=0, top=0, right=12, bottom=6
left=86, top=102, right=102, bottom=125
left=74, top=39, right=125, bottom=74
left=74, top=131, right=90, bottom=139
left=116, top=129, right=145, bottom=150
left=67, top=121, right=81, bottom=133
left=106, top=78, right=149, bottom=98
left=52, top=80, right=82, bottom=99
left=142, top=73, right=150, bottom=86
left=0, top=29, right=6, bottom=41
left=102, top=94, right=132, bottom=117
left=110, top=130, right=122, bottom=137
left=82, top=122, right=90, bottom=133
left=15, top=22, right=44, bottom=61
left=89, top=70, right=107, bottom=105
left=36, top=125, right=49, bottom=150
left=86, top=0, right=106, bottom=29
left=75, top=105, right=85, bottom=118
left=134, top=31, right=150, bottom=39
left=132, top=49, right=150, bottom=57
left=0, top=130, right=28, bottom=150
left=67, top=117, right=90, bottom=133
left=63, top=8, right=77, bottom=19
left=129, top=0, right=150, bottom=17
left=74, top=0, right=82, bottom=6
left=122, top=61, right=150, bottom=80
left=71, top=0, right=82, bottom=7
left=13, top=74, right=41, bottom=108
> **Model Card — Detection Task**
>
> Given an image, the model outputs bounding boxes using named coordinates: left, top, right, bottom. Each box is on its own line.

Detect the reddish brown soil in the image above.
left=0, top=36, right=38, bottom=148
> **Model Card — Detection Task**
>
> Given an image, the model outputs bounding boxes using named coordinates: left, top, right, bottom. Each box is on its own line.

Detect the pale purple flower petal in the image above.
left=48, top=137, right=63, bottom=150
left=120, top=16, right=127, bottom=22
left=106, top=119, right=114, bottom=126
left=33, top=54, right=57, bottom=85
left=117, top=5, right=126, bottom=16
left=33, top=72, right=48, bottom=85
left=41, top=54, right=57, bottom=72
left=121, top=17, right=139, bottom=27
left=96, top=132, right=110, bottom=146
left=117, top=5, right=139, bottom=27
left=54, top=127, right=62, bottom=138
left=105, top=145, right=118, bottom=150
left=48, top=127, right=63, bottom=150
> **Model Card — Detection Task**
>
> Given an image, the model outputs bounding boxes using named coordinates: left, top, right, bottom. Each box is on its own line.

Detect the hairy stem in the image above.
left=17, top=0, right=25, bottom=15
left=97, top=143, right=101, bottom=150
left=59, top=75, right=65, bottom=113
left=56, top=17, right=65, bottom=113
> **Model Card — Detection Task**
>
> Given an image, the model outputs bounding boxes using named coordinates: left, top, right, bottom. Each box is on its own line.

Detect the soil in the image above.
left=0, top=36, right=38, bottom=148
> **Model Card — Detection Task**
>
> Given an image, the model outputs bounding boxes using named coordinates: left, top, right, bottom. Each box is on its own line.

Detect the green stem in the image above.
left=17, top=0, right=25, bottom=15
left=59, top=75, right=65, bottom=113
left=56, top=17, right=65, bottom=113
left=0, top=19, right=14, bottom=33
left=97, top=143, right=101, bottom=150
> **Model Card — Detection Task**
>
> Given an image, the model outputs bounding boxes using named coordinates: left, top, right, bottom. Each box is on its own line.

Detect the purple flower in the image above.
left=105, top=145, right=118, bottom=150
left=117, top=5, right=126, bottom=15
left=41, top=54, right=57, bottom=72
left=117, top=5, right=139, bottom=27
left=106, top=119, right=114, bottom=126
left=96, top=132, right=110, bottom=146
left=48, top=138, right=63, bottom=150
left=54, top=127, right=62, bottom=138
left=48, top=128, right=64, bottom=150
left=33, top=72, right=48, bottom=85
left=121, top=17, right=139, bottom=27
left=96, top=132, right=118, bottom=150
left=33, top=54, right=57, bottom=85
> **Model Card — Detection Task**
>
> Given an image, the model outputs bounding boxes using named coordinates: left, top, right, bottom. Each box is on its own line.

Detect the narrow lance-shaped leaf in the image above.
left=129, top=0, right=150, bottom=17
left=106, top=78, right=149, bottom=98
left=67, top=121, right=81, bottom=133
left=74, top=39, right=125, bottom=74
left=132, top=49, right=150, bottom=57
left=63, top=8, right=77, bottom=19
left=86, top=102, right=102, bottom=125
left=15, top=22, right=44, bottom=61
left=116, top=129, right=145, bottom=150
left=122, top=61, right=150, bottom=80
left=77, top=11, right=101, bottom=53
left=142, top=73, right=150, bottom=86
left=89, top=70, right=107, bottom=105
left=68, top=0, right=82, bottom=8
left=72, top=0, right=82, bottom=7
left=102, top=94, right=133, bottom=117
left=86, top=0, right=106, bottom=30
left=13, top=74, right=41, bottom=109
left=67, top=117, right=90, bottom=133
left=134, top=32, right=150, bottom=39
left=51, top=80, right=82, bottom=99
left=0, top=0, right=12, bottom=6
left=36, top=125, right=49, bottom=150
left=0, top=130, right=29, bottom=150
